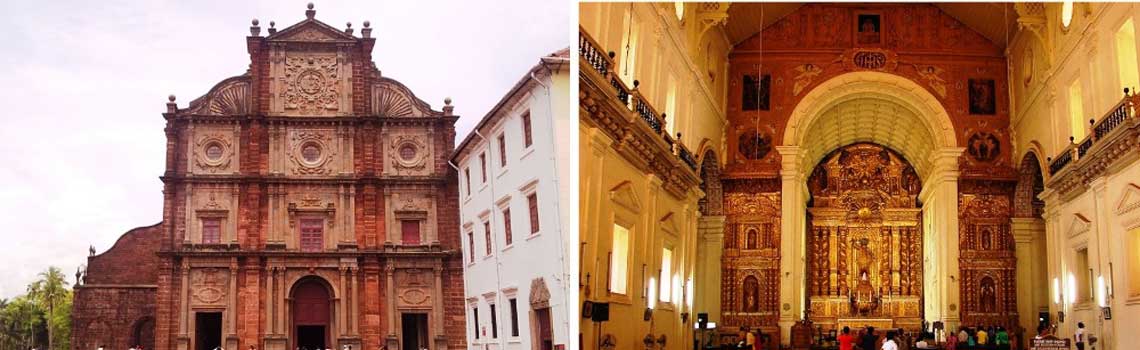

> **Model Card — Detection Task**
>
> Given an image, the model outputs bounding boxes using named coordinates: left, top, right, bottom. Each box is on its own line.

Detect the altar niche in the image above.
left=805, top=143, right=924, bottom=330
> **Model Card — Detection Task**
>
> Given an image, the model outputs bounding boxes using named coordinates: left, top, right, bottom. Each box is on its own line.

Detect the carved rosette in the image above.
left=194, top=133, right=235, bottom=173
left=389, top=135, right=430, bottom=174
left=283, top=55, right=340, bottom=114
left=288, top=131, right=335, bottom=175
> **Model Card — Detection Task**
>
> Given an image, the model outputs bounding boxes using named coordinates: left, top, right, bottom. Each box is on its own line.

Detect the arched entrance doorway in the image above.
left=131, top=317, right=155, bottom=350
left=1013, top=151, right=1049, bottom=334
left=292, top=277, right=333, bottom=350
left=805, top=143, right=924, bottom=329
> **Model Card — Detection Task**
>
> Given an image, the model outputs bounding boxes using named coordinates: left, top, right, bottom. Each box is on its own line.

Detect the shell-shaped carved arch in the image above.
left=371, top=77, right=440, bottom=118
left=184, top=75, right=251, bottom=116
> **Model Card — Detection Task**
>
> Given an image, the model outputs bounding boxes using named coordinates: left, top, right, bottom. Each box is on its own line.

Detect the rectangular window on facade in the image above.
left=480, top=153, right=487, bottom=183
left=299, top=218, right=323, bottom=252
left=1116, top=19, right=1138, bottom=91
left=610, top=223, right=630, bottom=294
left=522, top=112, right=534, bottom=147
left=660, top=247, right=673, bottom=302
left=473, top=307, right=480, bottom=340
left=508, top=298, right=520, bottom=337
left=490, top=303, right=499, bottom=338
left=464, top=168, right=471, bottom=196
left=484, top=221, right=493, bottom=256
left=527, top=193, right=539, bottom=234
left=498, top=134, right=507, bottom=166
left=201, top=218, right=221, bottom=244
left=401, top=220, right=421, bottom=244
left=502, top=208, right=513, bottom=246
left=467, top=231, right=475, bottom=263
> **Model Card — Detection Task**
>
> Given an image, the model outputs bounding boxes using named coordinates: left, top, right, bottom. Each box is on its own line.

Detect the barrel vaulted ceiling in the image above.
left=721, top=3, right=1020, bottom=50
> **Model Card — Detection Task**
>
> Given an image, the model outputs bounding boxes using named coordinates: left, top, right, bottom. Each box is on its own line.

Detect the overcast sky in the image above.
left=0, top=0, right=568, bottom=299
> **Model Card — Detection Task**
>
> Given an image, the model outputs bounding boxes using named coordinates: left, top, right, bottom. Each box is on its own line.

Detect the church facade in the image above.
left=72, top=5, right=466, bottom=350
left=580, top=2, right=1140, bottom=350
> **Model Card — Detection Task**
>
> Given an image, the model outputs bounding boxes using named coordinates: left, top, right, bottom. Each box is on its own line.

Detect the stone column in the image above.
left=433, top=265, right=448, bottom=350
left=339, top=266, right=347, bottom=337
left=776, top=146, right=807, bottom=344
left=1012, top=217, right=1047, bottom=337
left=919, top=147, right=964, bottom=331
left=385, top=263, right=399, bottom=349
left=266, top=265, right=276, bottom=335
left=1040, top=189, right=1067, bottom=339
left=696, top=216, right=725, bottom=323
left=1089, top=178, right=1114, bottom=348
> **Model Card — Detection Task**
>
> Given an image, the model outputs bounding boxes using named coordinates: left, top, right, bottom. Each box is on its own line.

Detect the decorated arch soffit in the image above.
left=784, top=71, right=958, bottom=180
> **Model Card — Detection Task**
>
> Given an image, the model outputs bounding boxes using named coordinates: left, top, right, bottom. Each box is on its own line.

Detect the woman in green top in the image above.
left=994, top=327, right=1010, bottom=350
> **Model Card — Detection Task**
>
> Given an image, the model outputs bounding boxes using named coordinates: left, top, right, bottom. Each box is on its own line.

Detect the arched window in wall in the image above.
left=610, top=223, right=631, bottom=295
left=1068, top=80, right=1086, bottom=140
left=1115, top=19, right=1139, bottom=90
left=619, top=5, right=640, bottom=87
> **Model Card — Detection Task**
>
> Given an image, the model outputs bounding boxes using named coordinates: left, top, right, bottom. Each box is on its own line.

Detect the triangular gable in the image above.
left=1066, top=213, right=1091, bottom=237
left=659, top=212, right=680, bottom=234
left=609, top=181, right=642, bottom=213
left=1115, top=183, right=1140, bottom=215
left=267, top=18, right=357, bottom=43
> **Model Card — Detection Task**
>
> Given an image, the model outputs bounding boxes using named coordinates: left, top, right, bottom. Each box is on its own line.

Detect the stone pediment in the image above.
left=659, top=212, right=681, bottom=234
left=610, top=181, right=642, bottom=213
left=1116, top=183, right=1140, bottom=215
left=1066, top=213, right=1091, bottom=237
left=372, top=77, right=442, bottom=117
left=266, top=18, right=356, bottom=43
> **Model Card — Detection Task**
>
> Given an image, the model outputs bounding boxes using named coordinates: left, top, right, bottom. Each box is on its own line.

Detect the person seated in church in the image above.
left=976, top=326, right=988, bottom=348
left=946, top=329, right=960, bottom=350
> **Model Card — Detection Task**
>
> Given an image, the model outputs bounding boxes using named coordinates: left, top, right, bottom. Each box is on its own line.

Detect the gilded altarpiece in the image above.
left=721, top=179, right=781, bottom=329
left=805, top=144, right=923, bottom=329
left=958, top=180, right=1019, bottom=329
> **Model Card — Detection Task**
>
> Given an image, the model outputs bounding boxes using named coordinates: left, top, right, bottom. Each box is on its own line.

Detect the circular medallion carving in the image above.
left=194, top=286, right=224, bottom=304
left=298, top=70, right=324, bottom=95
left=967, top=132, right=1001, bottom=163
left=399, top=144, right=417, bottom=161
left=301, top=143, right=322, bottom=164
left=738, top=130, right=772, bottom=160
left=205, top=142, right=224, bottom=161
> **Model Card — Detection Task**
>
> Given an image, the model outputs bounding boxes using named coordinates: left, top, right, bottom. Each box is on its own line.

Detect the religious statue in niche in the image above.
left=742, top=74, right=770, bottom=111
left=980, top=277, right=997, bottom=313
left=792, top=63, right=822, bottom=96
left=744, top=276, right=760, bottom=312
left=738, top=130, right=772, bottom=160
left=969, top=79, right=997, bottom=115
left=980, top=228, right=993, bottom=250
left=746, top=228, right=758, bottom=249
left=967, top=131, right=1001, bottom=162
left=856, top=14, right=881, bottom=45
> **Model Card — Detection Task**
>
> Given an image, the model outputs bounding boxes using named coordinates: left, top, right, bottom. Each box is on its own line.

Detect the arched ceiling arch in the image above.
left=784, top=71, right=957, bottom=180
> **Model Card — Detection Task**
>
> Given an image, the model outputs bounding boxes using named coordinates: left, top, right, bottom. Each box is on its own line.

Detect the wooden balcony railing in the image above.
left=1049, top=88, right=1139, bottom=175
left=579, top=26, right=698, bottom=172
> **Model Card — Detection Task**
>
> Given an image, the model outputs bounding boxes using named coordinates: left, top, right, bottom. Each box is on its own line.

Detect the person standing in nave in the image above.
left=861, top=326, right=878, bottom=350
left=1075, top=322, right=1086, bottom=350
left=994, top=326, right=1010, bottom=350
left=945, top=328, right=959, bottom=350
left=838, top=326, right=856, bottom=350
left=881, top=331, right=899, bottom=350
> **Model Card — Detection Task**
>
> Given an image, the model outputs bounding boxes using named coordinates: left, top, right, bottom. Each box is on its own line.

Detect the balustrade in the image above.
left=1049, top=88, right=1138, bottom=174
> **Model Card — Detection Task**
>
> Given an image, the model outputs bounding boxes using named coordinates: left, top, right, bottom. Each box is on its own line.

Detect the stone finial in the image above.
left=443, top=97, right=454, bottom=116
left=306, top=3, right=316, bottom=19
left=362, top=20, right=372, bottom=38
left=167, top=94, right=177, bottom=113
left=345, top=22, right=354, bottom=35
left=268, top=21, right=277, bottom=35
left=250, top=18, right=261, bottom=36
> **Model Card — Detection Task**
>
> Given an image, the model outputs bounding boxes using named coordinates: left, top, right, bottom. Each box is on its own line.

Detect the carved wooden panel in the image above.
left=721, top=178, right=781, bottom=328
left=958, top=180, right=1019, bottom=329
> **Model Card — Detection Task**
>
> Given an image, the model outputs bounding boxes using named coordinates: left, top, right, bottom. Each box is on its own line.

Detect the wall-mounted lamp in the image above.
left=647, top=277, right=657, bottom=309
left=1053, top=277, right=1062, bottom=304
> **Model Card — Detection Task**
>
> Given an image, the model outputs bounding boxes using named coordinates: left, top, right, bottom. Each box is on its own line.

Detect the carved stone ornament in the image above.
left=289, top=131, right=335, bottom=175
left=398, top=288, right=430, bottom=306
left=191, top=268, right=226, bottom=305
left=185, top=77, right=250, bottom=115
left=194, top=134, right=234, bottom=173
left=530, top=277, right=551, bottom=309
left=372, top=79, right=434, bottom=117
left=283, top=55, right=340, bottom=114
left=287, top=193, right=336, bottom=227
left=389, top=135, right=429, bottom=173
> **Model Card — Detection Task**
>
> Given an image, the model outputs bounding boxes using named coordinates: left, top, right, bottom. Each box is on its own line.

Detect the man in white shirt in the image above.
left=881, top=331, right=899, bottom=350
left=1075, top=322, right=1086, bottom=350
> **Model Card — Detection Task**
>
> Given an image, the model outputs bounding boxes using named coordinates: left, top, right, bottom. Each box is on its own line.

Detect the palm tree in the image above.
left=27, top=267, right=68, bottom=350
